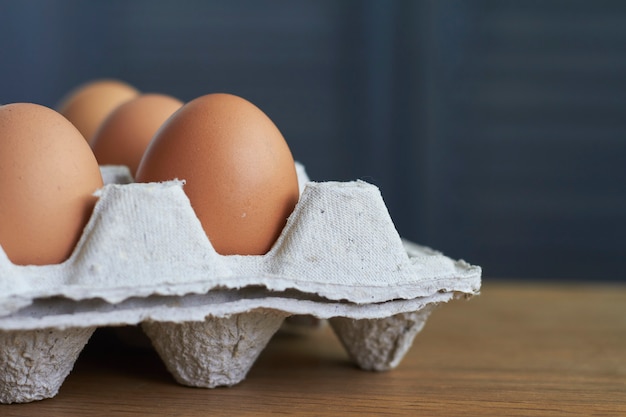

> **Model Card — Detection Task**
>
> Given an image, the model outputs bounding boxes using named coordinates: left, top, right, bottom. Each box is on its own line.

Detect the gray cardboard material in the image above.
left=0, top=164, right=481, bottom=403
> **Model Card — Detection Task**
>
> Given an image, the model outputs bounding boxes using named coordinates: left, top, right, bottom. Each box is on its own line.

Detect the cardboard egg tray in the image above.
left=0, top=164, right=481, bottom=404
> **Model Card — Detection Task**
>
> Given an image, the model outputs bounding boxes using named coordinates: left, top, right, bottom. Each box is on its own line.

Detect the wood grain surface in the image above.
left=2, top=281, right=625, bottom=416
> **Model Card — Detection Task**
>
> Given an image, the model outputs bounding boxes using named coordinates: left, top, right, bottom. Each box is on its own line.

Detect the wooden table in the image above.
left=3, top=281, right=625, bottom=416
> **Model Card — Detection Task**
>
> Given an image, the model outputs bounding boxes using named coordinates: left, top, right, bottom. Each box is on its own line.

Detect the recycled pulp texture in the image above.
left=0, top=326, right=95, bottom=403
left=0, top=163, right=481, bottom=403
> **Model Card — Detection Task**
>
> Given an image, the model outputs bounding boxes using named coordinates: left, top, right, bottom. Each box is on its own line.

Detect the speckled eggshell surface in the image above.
left=56, top=79, right=139, bottom=143
left=0, top=103, right=104, bottom=265
left=91, top=93, right=183, bottom=176
left=135, top=93, right=300, bottom=256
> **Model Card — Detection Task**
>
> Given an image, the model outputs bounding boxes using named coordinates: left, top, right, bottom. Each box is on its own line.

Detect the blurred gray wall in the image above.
left=1, top=0, right=625, bottom=281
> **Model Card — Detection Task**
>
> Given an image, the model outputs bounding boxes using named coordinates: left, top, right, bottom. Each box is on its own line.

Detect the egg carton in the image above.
left=0, top=164, right=481, bottom=404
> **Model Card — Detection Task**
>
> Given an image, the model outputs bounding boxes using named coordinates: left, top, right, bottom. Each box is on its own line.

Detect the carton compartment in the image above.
left=330, top=306, right=436, bottom=371
left=0, top=326, right=94, bottom=404
left=142, top=310, right=288, bottom=388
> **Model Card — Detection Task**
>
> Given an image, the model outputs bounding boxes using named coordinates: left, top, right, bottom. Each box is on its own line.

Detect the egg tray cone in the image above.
left=0, top=164, right=481, bottom=403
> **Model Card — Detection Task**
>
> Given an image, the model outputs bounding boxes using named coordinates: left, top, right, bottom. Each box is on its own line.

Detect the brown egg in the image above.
left=91, top=93, right=183, bottom=176
left=135, top=93, right=299, bottom=255
left=56, top=79, right=139, bottom=144
left=0, top=103, right=104, bottom=265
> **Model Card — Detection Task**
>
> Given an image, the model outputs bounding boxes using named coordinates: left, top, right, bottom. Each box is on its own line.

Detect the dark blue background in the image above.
left=1, top=0, right=625, bottom=281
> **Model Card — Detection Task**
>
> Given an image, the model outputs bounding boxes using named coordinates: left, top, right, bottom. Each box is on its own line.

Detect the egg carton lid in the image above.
left=0, top=165, right=481, bottom=323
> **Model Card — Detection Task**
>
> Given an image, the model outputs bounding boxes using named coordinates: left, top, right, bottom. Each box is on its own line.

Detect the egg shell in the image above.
left=135, top=93, right=300, bottom=255
left=56, top=79, right=139, bottom=143
left=0, top=103, right=104, bottom=265
left=91, top=93, right=183, bottom=176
